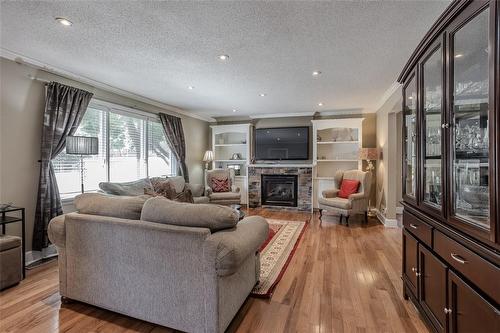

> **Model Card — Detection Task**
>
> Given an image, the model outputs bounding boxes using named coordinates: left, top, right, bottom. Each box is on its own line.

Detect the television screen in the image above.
left=255, top=127, right=309, bottom=160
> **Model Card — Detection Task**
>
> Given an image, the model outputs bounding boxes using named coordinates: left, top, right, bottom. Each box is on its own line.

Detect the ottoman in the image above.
left=0, top=235, right=22, bottom=290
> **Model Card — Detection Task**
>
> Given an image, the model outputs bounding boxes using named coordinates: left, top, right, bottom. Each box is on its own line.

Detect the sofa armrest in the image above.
left=231, top=185, right=240, bottom=193
left=48, top=214, right=66, bottom=248
left=322, top=189, right=339, bottom=198
left=186, top=183, right=204, bottom=197
left=205, top=216, right=269, bottom=277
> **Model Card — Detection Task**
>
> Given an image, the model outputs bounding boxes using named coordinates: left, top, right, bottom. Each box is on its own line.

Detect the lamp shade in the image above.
left=358, top=148, right=379, bottom=161
left=203, top=150, right=214, bottom=162
left=66, top=136, right=98, bottom=155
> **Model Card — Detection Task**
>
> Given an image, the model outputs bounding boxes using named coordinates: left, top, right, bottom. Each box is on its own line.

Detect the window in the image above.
left=53, top=101, right=176, bottom=199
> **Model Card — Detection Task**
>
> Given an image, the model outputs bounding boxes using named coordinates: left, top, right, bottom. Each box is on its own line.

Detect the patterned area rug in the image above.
left=251, top=219, right=307, bottom=298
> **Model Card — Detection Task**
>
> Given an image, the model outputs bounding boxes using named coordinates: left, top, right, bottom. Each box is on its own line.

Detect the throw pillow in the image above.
left=212, top=177, right=230, bottom=192
left=338, top=179, right=360, bottom=199
left=145, top=181, right=194, bottom=203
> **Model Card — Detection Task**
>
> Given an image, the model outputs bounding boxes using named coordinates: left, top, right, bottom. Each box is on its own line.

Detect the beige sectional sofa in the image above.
left=48, top=194, right=268, bottom=333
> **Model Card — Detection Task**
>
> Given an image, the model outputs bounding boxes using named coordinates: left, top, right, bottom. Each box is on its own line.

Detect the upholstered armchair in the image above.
left=205, top=169, right=241, bottom=205
left=318, top=169, right=372, bottom=225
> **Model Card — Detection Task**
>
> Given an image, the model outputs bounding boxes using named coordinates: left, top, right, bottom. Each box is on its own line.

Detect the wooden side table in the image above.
left=0, top=207, right=25, bottom=278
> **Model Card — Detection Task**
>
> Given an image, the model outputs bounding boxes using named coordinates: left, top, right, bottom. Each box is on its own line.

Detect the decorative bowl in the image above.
left=0, top=202, right=13, bottom=210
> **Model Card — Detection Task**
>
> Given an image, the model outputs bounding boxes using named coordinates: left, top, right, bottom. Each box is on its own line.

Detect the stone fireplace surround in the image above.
left=248, top=164, right=313, bottom=211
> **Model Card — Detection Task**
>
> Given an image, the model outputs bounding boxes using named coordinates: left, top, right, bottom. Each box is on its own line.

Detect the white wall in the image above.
left=375, top=86, right=402, bottom=220
left=0, top=57, right=209, bottom=251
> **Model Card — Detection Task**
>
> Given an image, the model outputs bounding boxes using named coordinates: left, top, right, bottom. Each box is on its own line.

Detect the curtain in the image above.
left=32, top=82, right=93, bottom=251
left=159, top=113, right=189, bottom=182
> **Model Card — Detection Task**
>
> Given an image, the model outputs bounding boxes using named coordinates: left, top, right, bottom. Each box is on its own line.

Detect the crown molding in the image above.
left=0, top=48, right=216, bottom=123
left=374, top=81, right=401, bottom=113
left=249, top=111, right=315, bottom=119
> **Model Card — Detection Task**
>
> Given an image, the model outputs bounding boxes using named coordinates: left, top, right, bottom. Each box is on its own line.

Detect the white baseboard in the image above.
left=25, top=244, right=58, bottom=266
left=373, top=209, right=399, bottom=228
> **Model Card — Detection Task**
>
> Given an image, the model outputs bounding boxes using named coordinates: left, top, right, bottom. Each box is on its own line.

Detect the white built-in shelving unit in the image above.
left=312, top=118, right=364, bottom=208
left=210, top=124, right=252, bottom=204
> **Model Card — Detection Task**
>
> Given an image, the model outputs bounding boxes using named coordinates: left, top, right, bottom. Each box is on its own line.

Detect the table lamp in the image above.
left=358, top=148, right=379, bottom=172
left=203, top=150, right=214, bottom=170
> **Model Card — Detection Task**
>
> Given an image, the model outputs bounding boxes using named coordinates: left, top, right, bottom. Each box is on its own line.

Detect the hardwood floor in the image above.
left=0, top=209, right=429, bottom=333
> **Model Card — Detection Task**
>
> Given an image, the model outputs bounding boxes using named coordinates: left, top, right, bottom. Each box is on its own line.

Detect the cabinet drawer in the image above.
left=403, top=211, right=432, bottom=247
left=434, top=231, right=500, bottom=305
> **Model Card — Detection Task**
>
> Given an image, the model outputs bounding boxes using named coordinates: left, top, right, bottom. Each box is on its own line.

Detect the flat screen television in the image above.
left=255, top=127, right=309, bottom=160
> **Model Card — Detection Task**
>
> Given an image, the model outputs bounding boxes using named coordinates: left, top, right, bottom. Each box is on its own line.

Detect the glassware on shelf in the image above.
left=452, top=7, right=490, bottom=229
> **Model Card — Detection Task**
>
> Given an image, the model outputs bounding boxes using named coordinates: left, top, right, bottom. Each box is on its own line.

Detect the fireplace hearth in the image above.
left=261, top=174, right=298, bottom=207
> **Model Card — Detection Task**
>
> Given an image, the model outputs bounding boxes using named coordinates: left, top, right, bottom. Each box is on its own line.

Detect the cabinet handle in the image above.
left=444, top=308, right=452, bottom=315
left=411, top=267, right=416, bottom=272
left=409, top=223, right=418, bottom=229
left=415, top=272, right=421, bottom=277
left=450, top=253, right=467, bottom=264
left=441, top=123, right=450, bottom=129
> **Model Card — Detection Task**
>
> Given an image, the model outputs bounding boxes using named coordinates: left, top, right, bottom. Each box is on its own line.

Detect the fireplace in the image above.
left=261, top=174, right=298, bottom=207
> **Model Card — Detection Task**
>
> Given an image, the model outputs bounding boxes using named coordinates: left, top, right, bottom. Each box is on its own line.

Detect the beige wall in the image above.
left=0, top=57, right=209, bottom=252
left=375, top=86, right=402, bottom=220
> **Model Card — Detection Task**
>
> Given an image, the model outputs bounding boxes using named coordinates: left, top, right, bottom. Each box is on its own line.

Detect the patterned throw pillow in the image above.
left=145, top=180, right=194, bottom=203
left=211, top=177, right=230, bottom=193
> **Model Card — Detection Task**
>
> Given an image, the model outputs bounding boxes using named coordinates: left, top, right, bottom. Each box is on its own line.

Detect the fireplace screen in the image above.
left=261, top=174, right=298, bottom=207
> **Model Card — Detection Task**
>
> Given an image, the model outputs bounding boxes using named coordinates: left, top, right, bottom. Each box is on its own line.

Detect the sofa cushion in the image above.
left=74, top=193, right=150, bottom=220
left=208, top=192, right=241, bottom=200
left=99, top=178, right=153, bottom=196
left=141, top=196, right=238, bottom=232
left=193, top=196, right=210, bottom=204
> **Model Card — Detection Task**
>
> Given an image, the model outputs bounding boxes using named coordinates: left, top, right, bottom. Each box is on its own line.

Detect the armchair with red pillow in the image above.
left=318, top=169, right=372, bottom=225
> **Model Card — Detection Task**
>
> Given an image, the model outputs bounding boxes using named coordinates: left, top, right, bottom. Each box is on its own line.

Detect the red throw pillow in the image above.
left=338, top=179, right=360, bottom=199
left=212, top=177, right=230, bottom=192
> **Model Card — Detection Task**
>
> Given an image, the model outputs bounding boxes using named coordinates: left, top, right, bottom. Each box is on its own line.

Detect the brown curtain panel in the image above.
left=159, top=113, right=189, bottom=182
left=33, top=82, right=93, bottom=251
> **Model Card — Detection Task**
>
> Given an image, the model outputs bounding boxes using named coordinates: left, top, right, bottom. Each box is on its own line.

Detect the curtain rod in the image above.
left=28, top=74, right=50, bottom=84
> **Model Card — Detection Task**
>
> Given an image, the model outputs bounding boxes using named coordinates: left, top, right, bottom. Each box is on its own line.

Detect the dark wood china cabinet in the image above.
left=399, top=0, right=500, bottom=332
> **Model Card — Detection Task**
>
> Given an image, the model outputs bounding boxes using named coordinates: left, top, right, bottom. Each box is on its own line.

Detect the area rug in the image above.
left=251, top=219, right=307, bottom=298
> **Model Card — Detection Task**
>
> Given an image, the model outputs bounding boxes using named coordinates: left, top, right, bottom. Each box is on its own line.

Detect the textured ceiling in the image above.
left=0, top=1, right=450, bottom=119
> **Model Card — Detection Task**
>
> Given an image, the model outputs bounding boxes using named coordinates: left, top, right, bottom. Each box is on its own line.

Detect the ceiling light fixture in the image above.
left=55, top=17, right=73, bottom=26
left=218, top=55, right=229, bottom=61
left=455, top=54, right=463, bottom=58
left=312, top=71, right=322, bottom=76
left=232, top=109, right=237, bottom=113
left=259, top=93, right=266, bottom=97
left=188, top=86, right=194, bottom=90
left=318, top=102, right=324, bottom=107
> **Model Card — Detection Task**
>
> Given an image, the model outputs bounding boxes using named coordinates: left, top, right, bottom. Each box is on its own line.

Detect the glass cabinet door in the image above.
left=422, top=46, right=443, bottom=210
left=451, top=7, right=490, bottom=231
left=404, top=76, right=418, bottom=199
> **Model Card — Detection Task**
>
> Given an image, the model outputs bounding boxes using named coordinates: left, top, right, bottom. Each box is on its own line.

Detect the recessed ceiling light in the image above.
left=408, top=96, right=413, bottom=100
left=55, top=17, right=72, bottom=26
left=188, top=86, right=194, bottom=90
left=312, top=71, right=322, bottom=76
left=232, top=109, right=237, bottom=113
left=318, top=102, right=324, bottom=107
left=218, top=55, right=229, bottom=61
left=455, top=54, right=463, bottom=58
left=259, top=93, right=266, bottom=97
